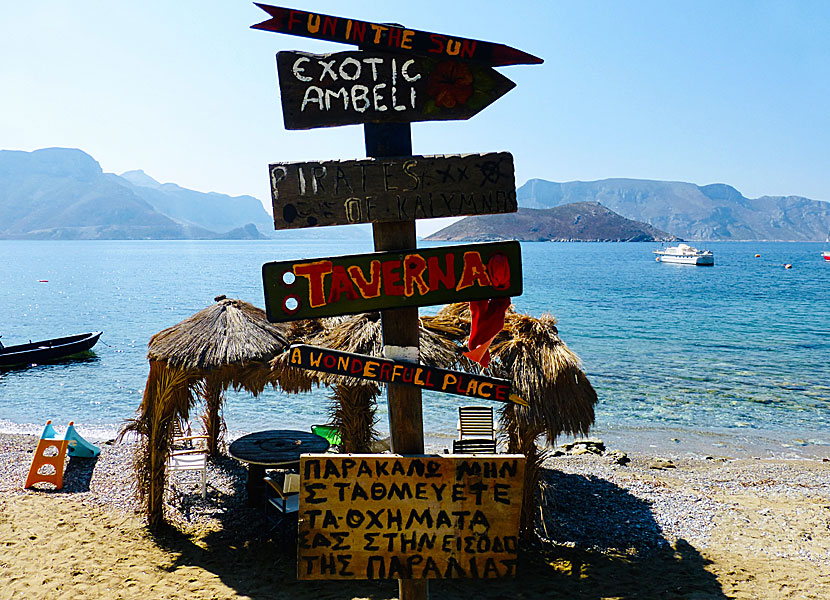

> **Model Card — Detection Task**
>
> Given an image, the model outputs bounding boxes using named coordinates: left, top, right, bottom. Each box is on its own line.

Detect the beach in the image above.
left=1, top=432, right=828, bottom=600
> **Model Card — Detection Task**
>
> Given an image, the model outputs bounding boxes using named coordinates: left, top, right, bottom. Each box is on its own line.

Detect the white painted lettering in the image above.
left=351, top=85, right=370, bottom=112
left=300, top=86, right=325, bottom=111
left=401, top=59, right=421, bottom=82
left=292, top=56, right=313, bottom=82
left=362, top=57, right=384, bottom=82
left=324, top=88, right=349, bottom=110
left=318, top=59, right=338, bottom=82
left=373, top=83, right=388, bottom=112
left=339, top=57, right=362, bottom=81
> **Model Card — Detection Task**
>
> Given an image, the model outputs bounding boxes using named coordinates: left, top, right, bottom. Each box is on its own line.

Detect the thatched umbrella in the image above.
left=121, top=295, right=288, bottom=527
left=271, top=311, right=462, bottom=453
left=429, top=302, right=598, bottom=538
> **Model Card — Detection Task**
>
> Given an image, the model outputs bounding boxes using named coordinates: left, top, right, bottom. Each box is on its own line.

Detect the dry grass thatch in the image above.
left=278, top=311, right=463, bottom=453
left=434, top=303, right=597, bottom=443
left=434, top=302, right=598, bottom=539
left=120, top=362, right=197, bottom=528
left=491, top=312, right=597, bottom=444
left=125, top=296, right=292, bottom=527
left=148, top=297, right=289, bottom=370
left=304, top=312, right=461, bottom=387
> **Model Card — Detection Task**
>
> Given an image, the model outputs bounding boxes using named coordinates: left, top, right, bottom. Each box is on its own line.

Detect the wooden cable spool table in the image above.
left=228, top=429, right=329, bottom=505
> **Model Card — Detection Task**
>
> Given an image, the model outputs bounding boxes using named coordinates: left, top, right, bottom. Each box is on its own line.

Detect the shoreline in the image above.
left=4, top=418, right=829, bottom=462
left=2, top=431, right=828, bottom=598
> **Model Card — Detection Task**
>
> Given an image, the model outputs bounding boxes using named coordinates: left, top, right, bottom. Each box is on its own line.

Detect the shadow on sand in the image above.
left=147, top=464, right=728, bottom=600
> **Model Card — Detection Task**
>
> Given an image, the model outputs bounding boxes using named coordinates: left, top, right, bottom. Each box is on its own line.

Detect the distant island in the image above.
left=425, top=202, right=677, bottom=242
left=2, top=147, right=828, bottom=241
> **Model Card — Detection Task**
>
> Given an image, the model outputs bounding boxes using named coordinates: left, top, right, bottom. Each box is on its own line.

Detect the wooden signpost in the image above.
left=287, top=344, right=528, bottom=406
left=253, top=5, right=541, bottom=596
left=253, top=4, right=543, bottom=67
left=297, top=454, right=525, bottom=580
left=262, top=241, right=521, bottom=322
left=276, top=50, right=515, bottom=130
left=269, top=153, right=516, bottom=228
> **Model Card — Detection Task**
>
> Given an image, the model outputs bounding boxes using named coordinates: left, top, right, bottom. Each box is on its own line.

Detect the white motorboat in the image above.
left=653, top=243, right=714, bottom=266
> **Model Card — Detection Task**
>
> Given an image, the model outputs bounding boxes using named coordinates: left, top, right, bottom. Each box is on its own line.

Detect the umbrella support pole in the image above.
left=366, top=122, right=428, bottom=600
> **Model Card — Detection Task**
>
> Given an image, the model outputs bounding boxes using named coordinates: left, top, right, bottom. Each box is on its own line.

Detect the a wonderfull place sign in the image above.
left=297, top=454, right=525, bottom=580
left=262, top=241, right=521, bottom=322
left=268, top=152, right=516, bottom=229
left=286, top=344, right=527, bottom=405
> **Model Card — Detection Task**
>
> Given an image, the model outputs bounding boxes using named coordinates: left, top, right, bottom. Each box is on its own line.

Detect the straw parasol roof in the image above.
left=123, top=295, right=290, bottom=528
left=148, top=296, right=288, bottom=371
left=431, top=302, right=598, bottom=539
left=431, top=302, right=597, bottom=443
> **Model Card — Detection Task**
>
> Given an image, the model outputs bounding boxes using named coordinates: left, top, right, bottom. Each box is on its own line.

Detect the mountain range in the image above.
left=425, top=202, right=677, bottom=242
left=516, top=178, right=830, bottom=241
left=2, top=148, right=828, bottom=241
left=0, top=148, right=276, bottom=239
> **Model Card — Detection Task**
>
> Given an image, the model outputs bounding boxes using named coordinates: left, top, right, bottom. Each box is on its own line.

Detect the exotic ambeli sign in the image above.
left=276, top=51, right=515, bottom=130
left=287, top=344, right=527, bottom=406
left=262, top=241, right=522, bottom=322
left=297, top=454, right=525, bottom=580
left=269, top=153, right=516, bottom=229
left=253, top=4, right=543, bottom=67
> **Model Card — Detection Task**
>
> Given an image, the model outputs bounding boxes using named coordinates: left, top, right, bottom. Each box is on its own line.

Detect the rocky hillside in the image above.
left=518, top=178, right=830, bottom=241
left=425, top=202, right=677, bottom=242
left=0, top=148, right=272, bottom=240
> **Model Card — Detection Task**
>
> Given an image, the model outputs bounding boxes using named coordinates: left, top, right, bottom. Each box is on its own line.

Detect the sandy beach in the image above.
left=1, top=432, right=828, bottom=600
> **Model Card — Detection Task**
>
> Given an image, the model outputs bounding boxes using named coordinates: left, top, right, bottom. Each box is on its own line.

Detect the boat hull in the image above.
left=823, top=251, right=830, bottom=261
left=655, top=254, right=715, bottom=266
left=0, top=332, right=102, bottom=368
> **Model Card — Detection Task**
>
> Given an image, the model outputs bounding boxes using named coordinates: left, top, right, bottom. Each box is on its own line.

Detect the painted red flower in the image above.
left=426, top=61, right=474, bottom=108
left=487, top=253, right=511, bottom=290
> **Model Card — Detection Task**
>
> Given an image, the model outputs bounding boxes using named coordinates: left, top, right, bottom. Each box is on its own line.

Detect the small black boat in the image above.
left=0, top=332, right=102, bottom=368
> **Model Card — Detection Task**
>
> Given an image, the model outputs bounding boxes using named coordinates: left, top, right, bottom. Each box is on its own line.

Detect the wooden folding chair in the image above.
left=264, top=473, right=301, bottom=546
left=457, top=406, right=497, bottom=440
left=452, top=438, right=497, bottom=454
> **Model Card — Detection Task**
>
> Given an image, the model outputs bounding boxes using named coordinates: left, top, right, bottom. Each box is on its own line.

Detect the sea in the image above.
left=1, top=239, right=828, bottom=459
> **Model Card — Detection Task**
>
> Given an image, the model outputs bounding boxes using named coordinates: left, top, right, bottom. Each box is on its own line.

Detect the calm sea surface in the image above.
left=1, top=240, right=828, bottom=457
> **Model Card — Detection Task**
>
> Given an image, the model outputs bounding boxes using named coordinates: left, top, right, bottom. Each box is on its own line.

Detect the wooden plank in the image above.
left=365, top=125, right=427, bottom=600
left=262, top=241, right=522, bottom=322
left=268, top=152, right=516, bottom=229
left=287, top=344, right=528, bottom=406
left=252, top=4, right=543, bottom=67
left=297, top=454, right=525, bottom=580
left=276, top=50, right=515, bottom=130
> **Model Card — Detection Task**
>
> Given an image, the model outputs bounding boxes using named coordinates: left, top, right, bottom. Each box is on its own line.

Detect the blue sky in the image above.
left=3, top=1, right=828, bottom=235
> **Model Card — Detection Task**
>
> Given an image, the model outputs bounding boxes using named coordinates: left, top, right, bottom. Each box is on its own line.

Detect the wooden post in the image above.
left=365, top=121, right=428, bottom=600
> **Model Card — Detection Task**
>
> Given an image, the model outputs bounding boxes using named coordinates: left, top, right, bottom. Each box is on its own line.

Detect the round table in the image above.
left=229, top=429, right=330, bottom=505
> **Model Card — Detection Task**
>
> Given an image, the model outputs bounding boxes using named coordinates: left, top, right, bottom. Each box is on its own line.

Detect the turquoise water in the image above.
left=1, top=240, right=828, bottom=455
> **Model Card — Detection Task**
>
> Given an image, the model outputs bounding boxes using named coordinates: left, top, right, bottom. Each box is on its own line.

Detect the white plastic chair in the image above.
left=167, top=435, right=208, bottom=498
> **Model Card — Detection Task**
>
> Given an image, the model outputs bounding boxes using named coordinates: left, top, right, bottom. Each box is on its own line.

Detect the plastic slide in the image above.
left=64, top=421, right=100, bottom=458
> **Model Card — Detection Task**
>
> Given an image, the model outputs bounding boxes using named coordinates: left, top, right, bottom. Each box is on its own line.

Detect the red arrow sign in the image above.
left=252, top=3, right=543, bottom=67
